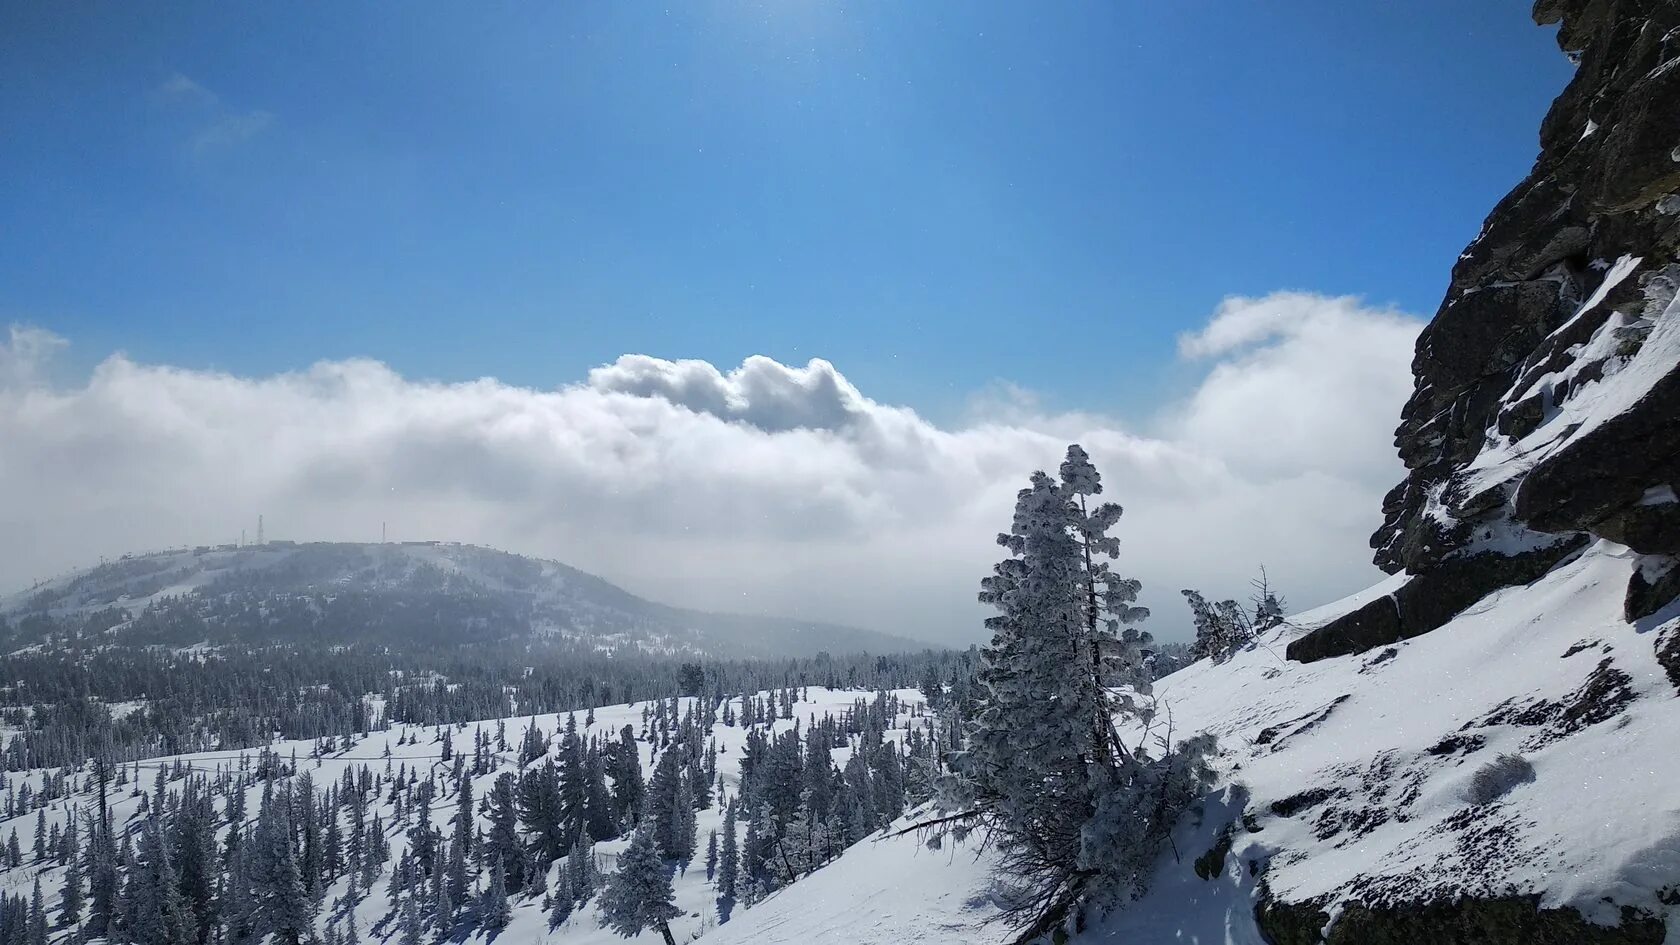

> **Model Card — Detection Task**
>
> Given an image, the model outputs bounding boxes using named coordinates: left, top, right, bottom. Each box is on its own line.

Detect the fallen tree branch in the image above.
left=885, top=808, right=984, bottom=839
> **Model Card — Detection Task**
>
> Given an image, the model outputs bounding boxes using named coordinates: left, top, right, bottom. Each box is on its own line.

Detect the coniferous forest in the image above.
left=0, top=684, right=958, bottom=945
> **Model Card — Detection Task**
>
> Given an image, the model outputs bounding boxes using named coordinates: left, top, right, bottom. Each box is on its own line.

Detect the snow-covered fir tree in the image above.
left=716, top=803, right=740, bottom=907
left=1183, top=568, right=1287, bottom=663
left=941, top=444, right=1215, bottom=939
left=598, top=823, right=680, bottom=945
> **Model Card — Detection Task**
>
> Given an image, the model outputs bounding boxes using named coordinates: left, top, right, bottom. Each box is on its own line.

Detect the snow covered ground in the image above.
left=1132, top=542, right=1680, bottom=923
left=697, top=817, right=1001, bottom=945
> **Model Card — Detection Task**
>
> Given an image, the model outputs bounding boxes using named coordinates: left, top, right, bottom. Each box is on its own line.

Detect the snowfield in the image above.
left=696, top=819, right=1001, bottom=945
left=1154, top=542, right=1679, bottom=921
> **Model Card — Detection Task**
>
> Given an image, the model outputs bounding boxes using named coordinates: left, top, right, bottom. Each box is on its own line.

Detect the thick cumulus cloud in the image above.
left=588, top=355, right=880, bottom=434
left=0, top=294, right=1422, bottom=645
left=1172, top=292, right=1422, bottom=479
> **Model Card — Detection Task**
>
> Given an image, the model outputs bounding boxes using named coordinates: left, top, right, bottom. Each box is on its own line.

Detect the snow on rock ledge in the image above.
left=1137, top=545, right=1680, bottom=931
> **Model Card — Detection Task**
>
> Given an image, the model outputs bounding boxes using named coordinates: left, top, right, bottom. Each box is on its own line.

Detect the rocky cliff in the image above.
left=1291, top=0, right=1680, bottom=663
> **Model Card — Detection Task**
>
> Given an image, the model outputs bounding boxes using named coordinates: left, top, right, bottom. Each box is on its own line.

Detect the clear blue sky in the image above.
left=1, top=1, right=1571, bottom=420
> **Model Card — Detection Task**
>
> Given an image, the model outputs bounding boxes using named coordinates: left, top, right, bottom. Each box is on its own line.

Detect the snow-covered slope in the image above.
left=697, top=821, right=1001, bottom=945
left=705, top=542, right=1680, bottom=943
left=0, top=542, right=920, bottom=657
left=1109, top=541, right=1678, bottom=933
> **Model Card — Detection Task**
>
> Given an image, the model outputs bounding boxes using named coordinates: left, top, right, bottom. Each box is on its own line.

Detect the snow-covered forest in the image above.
left=0, top=447, right=1366, bottom=945
left=0, top=686, right=948, bottom=945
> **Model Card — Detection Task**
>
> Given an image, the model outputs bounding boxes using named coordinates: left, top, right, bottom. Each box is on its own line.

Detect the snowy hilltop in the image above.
left=1, top=541, right=918, bottom=659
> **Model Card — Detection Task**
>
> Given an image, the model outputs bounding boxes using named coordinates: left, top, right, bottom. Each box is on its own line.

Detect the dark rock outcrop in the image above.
left=1294, top=0, right=1680, bottom=662
left=1513, top=334, right=1680, bottom=551
left=1287, top=539, right=1586, bottom=662
left=1627, top=554, right=1680, bottom=622
left=1656, top=621, right=1680, bottom=694
left=1255, top=895, right=1665, bottom=945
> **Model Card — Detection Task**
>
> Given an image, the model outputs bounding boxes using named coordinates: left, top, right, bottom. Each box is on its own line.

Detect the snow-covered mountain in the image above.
left=4, top=1, right=1676, bottom=942
left=0, top=542, right=922, bottom=658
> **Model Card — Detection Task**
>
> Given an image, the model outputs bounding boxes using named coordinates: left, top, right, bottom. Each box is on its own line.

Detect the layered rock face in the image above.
left=1291, top=0, right=1680, bottom=662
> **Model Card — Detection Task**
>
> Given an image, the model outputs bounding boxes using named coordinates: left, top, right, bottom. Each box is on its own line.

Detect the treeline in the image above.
left=725, top=690, right=935, bottom=896
left=0, top=643, right=972, bottom=773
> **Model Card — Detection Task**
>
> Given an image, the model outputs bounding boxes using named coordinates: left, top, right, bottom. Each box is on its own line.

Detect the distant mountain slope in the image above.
left=0, top=541, right=924, bottom=658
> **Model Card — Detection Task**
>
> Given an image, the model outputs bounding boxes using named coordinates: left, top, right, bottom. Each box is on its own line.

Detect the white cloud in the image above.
left=191, top=110, right=274, bottom=153
left=1171, top=292, right=1422, bottom=479
left=153, top=72, right=219, bottom=108
left=0, top=325, right=67, bottom=389
left=0, top=293, right=1422, bottom=645
left=151, top=72, right=272, bottom=153
left=1179, top=291, right=1410, bottom=358
left=587, top=354, right=880, bottom=434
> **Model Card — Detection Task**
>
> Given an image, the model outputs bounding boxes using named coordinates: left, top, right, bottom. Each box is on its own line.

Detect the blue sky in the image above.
left=1, top=2, right=1571, bottom=422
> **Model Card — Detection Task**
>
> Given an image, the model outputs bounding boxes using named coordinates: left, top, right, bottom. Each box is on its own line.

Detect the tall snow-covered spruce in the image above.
left=598, top=822, right=680, bottom=945
left=938, top=444, right=1214, bottom=941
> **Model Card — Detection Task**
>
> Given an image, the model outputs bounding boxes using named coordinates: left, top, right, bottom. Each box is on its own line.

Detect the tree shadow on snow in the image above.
left=1083, top=784, right=1280, bottom=945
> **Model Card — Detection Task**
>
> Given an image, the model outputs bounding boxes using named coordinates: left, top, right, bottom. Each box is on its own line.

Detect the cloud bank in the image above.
left=0, top=293, right=1421, bottom=645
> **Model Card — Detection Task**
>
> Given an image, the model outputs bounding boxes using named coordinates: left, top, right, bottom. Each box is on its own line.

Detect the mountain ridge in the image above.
left=0, top=540, right=928, bottom=658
